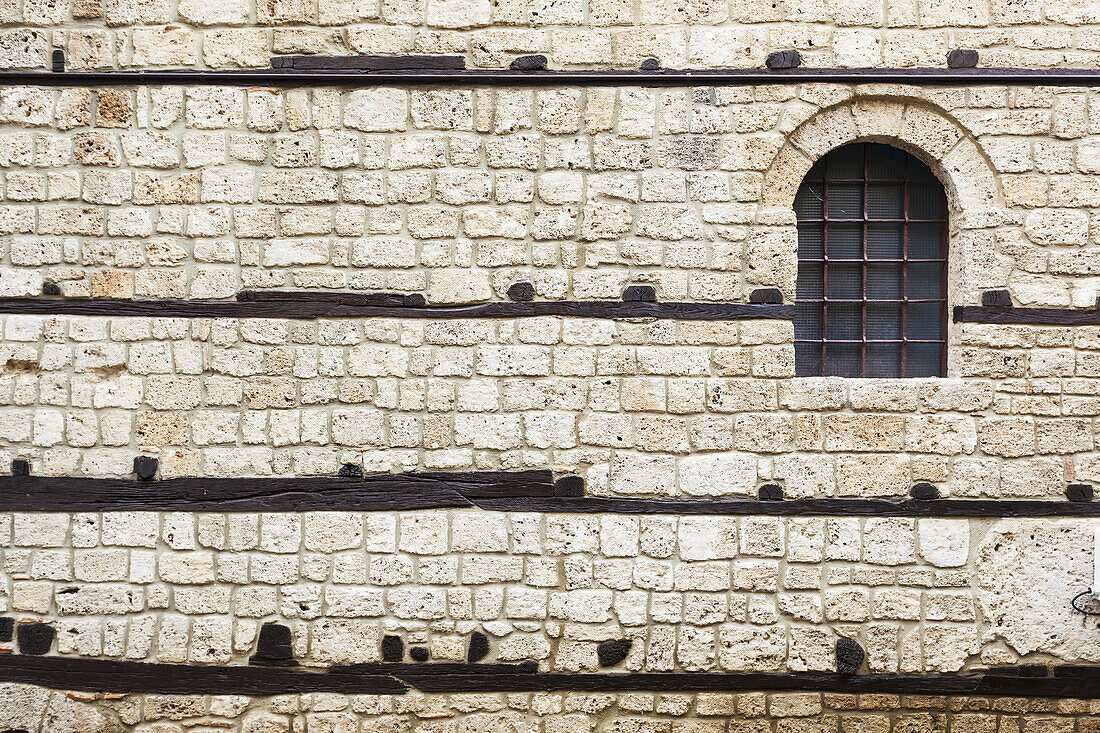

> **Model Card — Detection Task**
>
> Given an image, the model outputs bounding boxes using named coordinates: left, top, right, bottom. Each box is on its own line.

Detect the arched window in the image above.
left=794, top=143, right=948, bottom=378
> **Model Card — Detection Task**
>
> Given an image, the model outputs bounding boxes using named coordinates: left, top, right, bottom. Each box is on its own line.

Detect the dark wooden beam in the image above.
left=0, top=297, right=792, bottom=321
left=0, top=471, right=553, bottom=512
left=7, top=67, right=1100, bottom=87
left=2, top=474, right=1096, bottom=516
left=4, top=656, right=1100, bottom=698
left=472, top=496, right=1100, bottom=517
left=955, top=305, right=1100, bottom=325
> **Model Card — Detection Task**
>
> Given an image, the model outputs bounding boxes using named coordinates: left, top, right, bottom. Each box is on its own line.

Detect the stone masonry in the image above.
left=1, top=0, right=1100, bottom=729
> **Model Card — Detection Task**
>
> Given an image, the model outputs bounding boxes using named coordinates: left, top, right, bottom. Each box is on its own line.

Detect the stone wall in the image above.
left=5, top=511, right=1100, bottom=673
left=1, top=0, right=1100, bottom=723
left=6, top=683, right=1100, bottom=733
left=2, top=0, right=1100, bottom=71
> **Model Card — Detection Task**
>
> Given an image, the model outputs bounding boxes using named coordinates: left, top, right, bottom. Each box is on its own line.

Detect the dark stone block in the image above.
left=554, top=476, right=585, bottom=497
left=381, top=635, right=404, bottom=662
left=250, top=623, right=296, bottom=666
left=133, top=456, right=158, bottom=481
left=42, top=281, right=61, bottom=296
left=622, top=285, right=656, bottom=302
left=338, top=463, right=363, bottom=478
left=10, top=459, right=29, bottom=477
left=639, top=58, right=660, bottom=70
left=597, top=639, right=632, bottom=667
left=510, top=54, right=547, bottom=71
left=507, top=282, right=535, bottom=302
left=410, top=646, right=430, bottom=662
left=0, top=617, right=12, bottom=642
left=17, top=623, right=54, bottom=655
left=749, top=288, right=783, bottom=304
left=758, top=484, right=784, bottom=501
left=947, top=49, right=979, bottom=68
left=1067, top=484, right=1094, bottom=502
left=766, top=50, right=802, bottom=70
left=910, top=482, right=940, bottom=500
left=982, top=289, right=1012, bottom=307
left=468, top=631, right=490, bottom=662
left=52, top=49, right=65, bottom=72
left=836, top=637, right=865, bottom=674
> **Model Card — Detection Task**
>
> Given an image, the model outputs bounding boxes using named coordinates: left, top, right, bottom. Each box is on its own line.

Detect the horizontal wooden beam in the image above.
left=4, top=656, right=1100, bottom=698
left=474, top=496, right=1100, bottom=517
left=0, top=297, right=793, bottom=321
left=0, top=470, right=553, bottom=512
left=0, top=67, right=1098, bottom=87
left=272, top=55, right=466, bottom=70
left=955, top=305, right=1100, bottom=326
left=2, top=474, right=1094, bottom=516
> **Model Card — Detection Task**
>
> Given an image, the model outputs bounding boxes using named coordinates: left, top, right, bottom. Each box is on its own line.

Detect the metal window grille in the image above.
left=794, top=143, right=949, bottom=378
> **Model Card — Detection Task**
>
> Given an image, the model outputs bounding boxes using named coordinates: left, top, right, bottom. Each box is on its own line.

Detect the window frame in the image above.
left=793, top=142, right=950, bottom=379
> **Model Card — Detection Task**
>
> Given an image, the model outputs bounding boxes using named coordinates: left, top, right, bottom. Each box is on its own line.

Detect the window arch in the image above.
left=793, top=142, right=948, bottom=378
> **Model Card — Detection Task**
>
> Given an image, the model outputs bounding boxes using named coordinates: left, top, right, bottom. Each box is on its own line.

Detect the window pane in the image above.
left=795, top=183, right=824, bottom=219
left=793, top=142, right=946, bottom=379
left=867, top=144, right=906, bottom=179
left=794, top=302, right=823, bottom=340
left=826, top=183, right=862, bottom=218
left=827, top=223, right=863, bottom=259
left=909, top=182, right=945, bottom=219
left=867, top=183, right=904, bottom=219
left=796, top=342, right=823, bottom=376
left=906, top=302, right=942, bottom=341
left=867, top=302, right=902, bottom=340
left=826, top=263, right=862, bottom=300
left=906, top=343, right=942, bottom=377
left=866, top=343, right=902, bottom=378
left=907, top=262, right=943, bottom=300
left=908, top=222, right=943, bottom=260
left=797, top=263, right=824, bottom=299
left=825, top=343, right=861, bottom=377
left=867, top=223, right=904, bottom=259
left=826, top=304, right=861, bottom=340
left=827, top=144, right=863, bottom=178
left=798, top=223, right=824, bottom=259
left=867, top=264, right=902, bottom=299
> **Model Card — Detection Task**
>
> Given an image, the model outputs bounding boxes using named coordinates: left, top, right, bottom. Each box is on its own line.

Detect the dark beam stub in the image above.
left=597, top=640, right=633, bottom=668
left=41, top=281, right=61, bottom=296
left=468, top=632, right=490, bottom=663
left=749, top=288, right=784, bottom=305
left=947, top=49, right=980, bottom=68
left=338, top=463, right=364, bottom=478
left=0, top=296, right=794, bottom=322
left=381, top=636, right=404, bottom=662
left=622, top=285, right=657, bottom=302
left=133, top=456, right=158, bottom=481
left=0, top=617, right=13, bottom=642
left=981, top=290, right=1013, bottom=307
left=766, top=50, right=802, bottom=70
left=836, top=638, right=865, bottom=675
left=510, top=55, right=548, bottom=71
left=9, top=459, right=28, bottom=477
left=909, top=482, right=941, bottom=500
left=409, top=647, right=430, bottom=662
left=250, top=624, right=296, bottom=667
left=16, top=623, right=54, bottom=656
left=757, top=484, right=784, bottom=501
left=51, top=49, right=65, bottom=72
left=506, top=282, right=535, bottom=302
left=1067, top=484, right=1094, bottom=502
left=554, top=476, right=586, bottom=497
